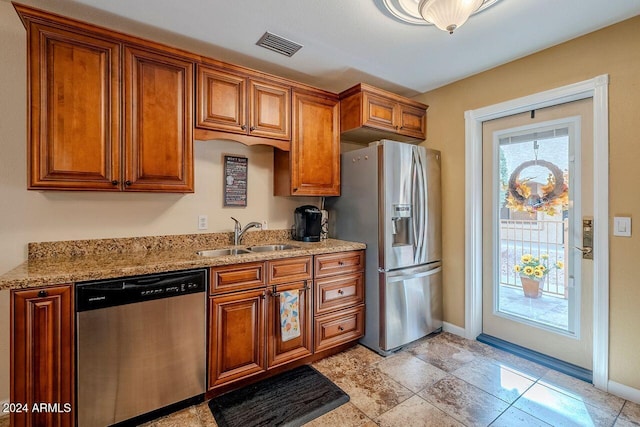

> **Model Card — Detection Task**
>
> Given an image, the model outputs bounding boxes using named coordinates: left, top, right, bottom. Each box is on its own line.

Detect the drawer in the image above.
left=314, top=305, right=365, bottom=353
left=314, top=250, right=364, bottom=278
left=210, top=262, right=266, bottom=294
left=267, top=256, right=312, bottom=284
left=315, top=272, right=364, bottom=315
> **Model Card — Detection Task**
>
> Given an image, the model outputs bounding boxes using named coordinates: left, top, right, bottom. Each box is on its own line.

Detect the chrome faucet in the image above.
left=231, top=217, right=262, bottom=245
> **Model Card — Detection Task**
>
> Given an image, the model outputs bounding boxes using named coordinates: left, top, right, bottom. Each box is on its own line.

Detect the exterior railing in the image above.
left=499, top=219, right=568, bottom=298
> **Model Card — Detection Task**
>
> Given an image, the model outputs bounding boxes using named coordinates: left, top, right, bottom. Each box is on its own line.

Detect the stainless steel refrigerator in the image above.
left=327, top=140, right=442, bottom=355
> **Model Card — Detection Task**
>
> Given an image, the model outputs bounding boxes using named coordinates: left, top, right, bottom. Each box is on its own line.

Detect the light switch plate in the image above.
left=613, top=217, right=631, bottom=237
left=198, top=215, right=208, bottom=230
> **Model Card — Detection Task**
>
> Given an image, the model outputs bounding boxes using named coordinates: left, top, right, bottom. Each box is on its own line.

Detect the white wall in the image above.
left=0, top=1, right=318, bottom=402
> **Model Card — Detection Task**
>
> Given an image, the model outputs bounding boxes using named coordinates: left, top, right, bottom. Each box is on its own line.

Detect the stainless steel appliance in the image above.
left=76, top=269, right=206, bottom=426
left=327, top=140, right=442, bottom=355
left=293, top=205, right=322, bottom=242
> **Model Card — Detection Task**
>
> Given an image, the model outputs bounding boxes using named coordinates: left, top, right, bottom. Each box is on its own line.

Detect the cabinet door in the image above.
left=208, top=289, right=266, bottom=388
left=249, top=80, right=291, bottom=140
left=11, top=285, right=74, bottom=427
left=267, top=281, right=313, bottom=368
left=398, top=103, right=427, bottom=139
left=124, top=45, right=194, bottom=192
left=196, top=65, right=247, bottom=134
left=27, top=22, right=120, bottom=190
left=362, top=91, right=397, bottom=132
left=287, top=91, right=340, bottom=196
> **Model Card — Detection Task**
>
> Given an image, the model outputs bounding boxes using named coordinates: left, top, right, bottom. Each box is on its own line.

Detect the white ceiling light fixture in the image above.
left=383, top=0, right=501, bottom=33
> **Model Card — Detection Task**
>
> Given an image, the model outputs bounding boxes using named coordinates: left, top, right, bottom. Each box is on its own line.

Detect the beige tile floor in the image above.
left=144, top=332, right=640, bottom=427
left=3, top=332, right=637, bottom=427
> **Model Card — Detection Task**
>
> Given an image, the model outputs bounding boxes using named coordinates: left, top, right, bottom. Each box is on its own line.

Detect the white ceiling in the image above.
left=12, top=0, right=640, bottom=96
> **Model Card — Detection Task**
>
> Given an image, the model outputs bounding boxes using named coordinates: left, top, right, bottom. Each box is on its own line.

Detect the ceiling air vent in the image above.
left=256, top=32, right=303, bottom=57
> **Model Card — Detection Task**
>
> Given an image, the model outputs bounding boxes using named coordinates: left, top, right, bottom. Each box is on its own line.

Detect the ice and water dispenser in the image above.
left=391, top=204, right=414, bottom=247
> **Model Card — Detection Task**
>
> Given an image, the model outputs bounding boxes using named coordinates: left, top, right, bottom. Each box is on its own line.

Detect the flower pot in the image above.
left=520, top=276, right=543, bottom=298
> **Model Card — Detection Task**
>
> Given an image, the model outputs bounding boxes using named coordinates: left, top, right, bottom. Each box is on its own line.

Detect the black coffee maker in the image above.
left=293, top=205, right=322, bottom=242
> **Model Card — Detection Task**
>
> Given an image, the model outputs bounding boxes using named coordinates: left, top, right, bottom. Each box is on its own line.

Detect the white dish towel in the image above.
left=280, top=290, right=301, bottom=342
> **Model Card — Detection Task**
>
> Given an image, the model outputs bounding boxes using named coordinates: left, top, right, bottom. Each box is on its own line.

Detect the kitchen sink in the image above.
left=196, top=248, right=251, bottom=257
left=246, top=244, right=300, bottom=252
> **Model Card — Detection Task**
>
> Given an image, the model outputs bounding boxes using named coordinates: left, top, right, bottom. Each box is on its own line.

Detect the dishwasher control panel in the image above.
left=76, top=269, right=206, bottom=312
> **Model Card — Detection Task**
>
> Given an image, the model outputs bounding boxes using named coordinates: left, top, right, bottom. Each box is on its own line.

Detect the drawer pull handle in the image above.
left=338, top=325, right=344, bottom=331
left=271, top=286, right=280, bottom=297
left=337, top=289, right=344, bottom=295
left=37, top=290, right=48, bottom=298
left=338, top=261, right=344, bottom=266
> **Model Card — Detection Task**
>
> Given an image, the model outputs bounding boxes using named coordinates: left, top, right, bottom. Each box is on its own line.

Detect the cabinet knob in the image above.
left=241, top=125, right=247, bottom=130
left=293, top=188, right=298, bottom=192
left=37, top=290, right=48, bottom=298
left=125, top=180, right=132, bottom=186
left=250, top=126, right=256, bottom=131
left=111, top=180, right=119, bottom=186
left=337, top=289, right=344, bottom=295
left=338, top=261, right=344, bottom=266
left=338, top=325, right=344, bottom=331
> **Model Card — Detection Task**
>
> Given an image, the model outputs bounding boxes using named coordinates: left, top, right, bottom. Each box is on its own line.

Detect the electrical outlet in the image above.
left=261, top=220, right=268, bottom=230
left=198, top=215, right=208, bottom=230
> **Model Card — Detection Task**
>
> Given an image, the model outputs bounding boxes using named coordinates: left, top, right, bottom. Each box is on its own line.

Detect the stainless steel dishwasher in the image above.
left=76, top=269, right=206, bottom=427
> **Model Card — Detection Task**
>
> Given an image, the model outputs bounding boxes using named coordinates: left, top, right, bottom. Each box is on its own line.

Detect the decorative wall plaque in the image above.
left=223, top=155, right=248, bottom=207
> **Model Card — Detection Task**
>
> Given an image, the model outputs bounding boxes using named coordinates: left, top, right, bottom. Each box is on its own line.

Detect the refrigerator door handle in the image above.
left=386, top=266, right=442, bottom=282
left=412, top=147, right=427, bottom=264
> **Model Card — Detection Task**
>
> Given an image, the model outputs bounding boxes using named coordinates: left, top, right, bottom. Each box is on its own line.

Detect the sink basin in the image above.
left=196, top=248, right=251, bottom=257
left=246, top=244, right=300, bottom=252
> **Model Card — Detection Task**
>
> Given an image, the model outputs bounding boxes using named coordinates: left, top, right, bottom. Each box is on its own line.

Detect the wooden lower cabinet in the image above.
left=267, top=280, right=313, bottom=369
left=11, top=285, right=74, bottom=427
left=206, top=251, right=364, bottom=395
left=208, top=289, right=267, bottom=388
left=313, top=250, right=366, bottom=353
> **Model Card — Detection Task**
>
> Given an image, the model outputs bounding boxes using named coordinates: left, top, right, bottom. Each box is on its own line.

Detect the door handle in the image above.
left=580, top=218, right=594, bottom=259
left=574, top=246, right=593, bottom=255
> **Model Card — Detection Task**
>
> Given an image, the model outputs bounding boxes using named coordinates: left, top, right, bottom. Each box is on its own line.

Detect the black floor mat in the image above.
left=208, top=365, right=349, bottom=427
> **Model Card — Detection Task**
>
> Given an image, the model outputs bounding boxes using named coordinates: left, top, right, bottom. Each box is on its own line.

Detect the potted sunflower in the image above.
left=513, top=254, right=564, bottom=298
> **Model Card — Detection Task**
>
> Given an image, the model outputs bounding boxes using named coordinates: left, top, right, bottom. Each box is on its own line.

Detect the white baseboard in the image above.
left=608, top=380, right=640, bottom=404
left=442, top=322, right=466, bottom=338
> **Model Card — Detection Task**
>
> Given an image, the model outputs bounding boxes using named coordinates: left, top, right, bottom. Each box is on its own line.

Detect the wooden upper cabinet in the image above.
left=362, top=91, right=397, bottom=132
left=197, top=66, right=246, bottom=134
left=274, top=90, right=340, bottom=196
left=196, top=64, right=291, bottom=142
left=249, top=80, right=290, bottom=140
left=25, top=21, right=121, bottom=190
left=124, top=45, right=194, bottom=192
left=16, top=4, right=195, bottom=192
left=12, top=285, right=74, bottom=427
left=340, top=83, right=428, bottom=143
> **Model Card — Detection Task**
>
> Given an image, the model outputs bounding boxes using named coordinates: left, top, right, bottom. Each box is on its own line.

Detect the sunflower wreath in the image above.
left=505, top=159, right=569, bottom=216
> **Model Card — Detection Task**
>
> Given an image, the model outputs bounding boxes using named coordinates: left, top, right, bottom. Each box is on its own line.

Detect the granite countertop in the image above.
left=0, top=232, right=365, bottom=291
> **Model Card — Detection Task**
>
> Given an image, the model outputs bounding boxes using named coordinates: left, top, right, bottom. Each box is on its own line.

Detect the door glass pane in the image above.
left=496, top=125, right=574, bottom=334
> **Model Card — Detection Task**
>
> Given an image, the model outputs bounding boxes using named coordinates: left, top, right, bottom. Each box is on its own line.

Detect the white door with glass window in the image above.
left=482, top=99, right=593, bottom=369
